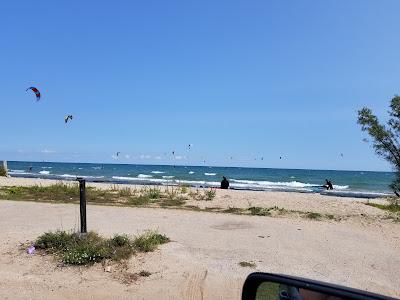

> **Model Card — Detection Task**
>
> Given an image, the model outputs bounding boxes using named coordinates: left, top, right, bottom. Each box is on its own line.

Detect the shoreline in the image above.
left=7, top=173, right=392, bottom=199
left=0, top=176, right=394, bottom=222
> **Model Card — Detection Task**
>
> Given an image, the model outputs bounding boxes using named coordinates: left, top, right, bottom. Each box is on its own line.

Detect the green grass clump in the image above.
left=365, top=202, right=400, bottom=213
left=204, top=189, right=216, bottom=200
left=306, top=212, right=322, bottom=219
left=35, top=230, right=78, bottom=252
left=223, top=207, right=243, bottom=214
left=34, top=230, right=169, bottom=266
left=145, top=187, right=162, bottom=199
left=248, top=207, right=272, bottom=216
left=132, top=230, right=170, bottom=252
left=128, top=195, right=151, bottom=206
left=239, top=261, right=256, bottom=268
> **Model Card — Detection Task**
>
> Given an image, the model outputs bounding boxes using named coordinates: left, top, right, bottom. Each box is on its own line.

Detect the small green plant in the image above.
left=128, top=195, right=151, bottom=206
left=248, top=207, right=271, bottom=216
left=179, top=184, right=190, bottom=194
left=138, top=270, right=151, bottom=277
left=204, top=189, right=216, bottom=201
left=239, top=261, right=256, bottom=268
left=118, top=187, right=133, bottom=197
left=223, top=207, right=243, bottom=214
left=132, top=230, right=170, bottom=252
left=306, top=212, right=322, bottom=220
left=145, top=187, right=161, bottom=199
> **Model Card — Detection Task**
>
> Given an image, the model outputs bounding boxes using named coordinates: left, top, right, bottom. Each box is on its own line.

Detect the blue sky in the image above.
left=1, top=0, right=399, bottom=171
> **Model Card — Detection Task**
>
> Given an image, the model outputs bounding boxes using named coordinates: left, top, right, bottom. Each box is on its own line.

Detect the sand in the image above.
left=0, top=177, right=399, bottom=299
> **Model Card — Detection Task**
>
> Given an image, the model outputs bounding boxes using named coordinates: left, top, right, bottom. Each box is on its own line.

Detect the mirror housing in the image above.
left=242, top=272, right=396, bottom=300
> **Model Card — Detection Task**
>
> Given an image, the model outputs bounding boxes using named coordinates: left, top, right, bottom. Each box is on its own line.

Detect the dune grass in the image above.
left=35, top=230, right=169, bottom=266
left=0, top=184, right=192, bottom=207
left=239, top=261, right=256, bottom=268
left=365, top=202, right=400, bottom=213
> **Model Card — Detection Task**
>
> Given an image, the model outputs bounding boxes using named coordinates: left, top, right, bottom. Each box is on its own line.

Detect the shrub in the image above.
left=248, top=207, right=271, bottom=216
left=239, top=261, right=256, bottom=268
left=34, top=230, right=169, bottom=266
left=145, top=188, right=161, bottom=199
left=306, top=212, right=322, bottom=219
left=204, top=189, right=216, bottom=201
left=132, top=230, right=170, bottom=252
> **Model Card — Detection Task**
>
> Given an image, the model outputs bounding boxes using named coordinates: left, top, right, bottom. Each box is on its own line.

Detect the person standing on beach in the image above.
left=221, top=176, right=229, bottom=189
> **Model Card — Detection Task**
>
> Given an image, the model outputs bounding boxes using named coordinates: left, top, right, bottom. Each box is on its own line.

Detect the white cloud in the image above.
left=140, top=154, right=152, bottom=159
left=125, top=154, right=131, bottom=159
left=41, top=149, right=56, bottom=154
left=154, top=156, right=162, bottom=160
left=175, top=155, right=187, bottom=160
left=111, top=154, right=118, bottom=160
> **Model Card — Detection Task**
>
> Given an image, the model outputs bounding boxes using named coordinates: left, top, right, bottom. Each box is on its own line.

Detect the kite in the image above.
left=64, top=115, right=73, bottom=123
left=26, top=87, right=41, bottom=101
left=116, top=152, right=121, bottom=157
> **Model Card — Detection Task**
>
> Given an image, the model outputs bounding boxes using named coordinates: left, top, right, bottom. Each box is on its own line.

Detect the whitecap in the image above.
left=162, top=176, right=175, bottom=179
left=204, top=173, right=217, bottom=176
left=39, top=170, right=50, bottom=175
left=41, top=167, right=53, bottom=169
left=151, top=171, right=165, bottom=174
left=138, top=174, right=153, bottom=178
left=188, top=171, right=195, bottom=174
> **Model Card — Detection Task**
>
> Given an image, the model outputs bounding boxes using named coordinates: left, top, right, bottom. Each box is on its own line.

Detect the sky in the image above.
left=1, top=0, right=399, bottom=171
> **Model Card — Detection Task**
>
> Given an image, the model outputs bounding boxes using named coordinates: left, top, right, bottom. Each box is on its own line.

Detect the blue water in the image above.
left=7, top=161, right=395, bottom=198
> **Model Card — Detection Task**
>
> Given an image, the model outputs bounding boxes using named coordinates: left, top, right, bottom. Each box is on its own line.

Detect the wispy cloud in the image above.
left=154, top=156, right=162, bottom=160
left=139, top=154, right=152, bottom=159
left=125, top=154, right=131, bottom=159
left=111, top=154, right=118, bottom=160
left=41, top=149, right=56, bottom=154
left=175, top=155, right=187, bottom=160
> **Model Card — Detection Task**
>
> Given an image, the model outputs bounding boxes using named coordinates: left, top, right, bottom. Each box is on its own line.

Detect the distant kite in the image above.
left=116, top=152, right=121, bottom=157
left=280, top=156, right=282, bottom=160
left=340, top=153, right=344, bottom=158
left=64, top=115, right=73, bottom=123
left=261, top=157, right=264, bottom=161
left=172, top=151, right=175, bottom=156
left=188, top=144, right=192, bottom=150
left=26, top=87, right=41, bottom=101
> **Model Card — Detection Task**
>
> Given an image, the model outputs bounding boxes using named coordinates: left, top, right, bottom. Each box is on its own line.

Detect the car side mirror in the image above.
left=242, top=273, right=396, bottom=300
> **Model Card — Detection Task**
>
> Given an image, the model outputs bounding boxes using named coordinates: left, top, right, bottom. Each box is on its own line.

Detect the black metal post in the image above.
left=77, top=178, right=87, bottom=233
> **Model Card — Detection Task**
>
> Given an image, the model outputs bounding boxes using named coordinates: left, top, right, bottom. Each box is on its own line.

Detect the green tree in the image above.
left=357, top=95, right=400, bottom=195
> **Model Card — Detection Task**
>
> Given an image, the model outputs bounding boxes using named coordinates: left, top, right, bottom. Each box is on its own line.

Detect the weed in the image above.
left=306, top=212, right=322, bottom=219
left=223, top=207, right=243, bottom=214
left=248, top=207, right=271, bottom=216
left=138, top=270, right=151, bottom=277
left=128, top=195, right=151, bottom=206
left=35, top=230, right=168, bottom=266
left=239, top=261, right=256, bottom=268
left=204, top=189, right=216, bottom=201
left=365, top=202, right=400, bottom=213
left=145, top=188, right=162, bottom=199
left=132, top=230, right=170, bottom=252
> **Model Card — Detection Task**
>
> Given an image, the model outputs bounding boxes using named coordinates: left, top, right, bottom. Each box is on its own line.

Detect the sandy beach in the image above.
left=0, top=177, right=399, bottom=299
